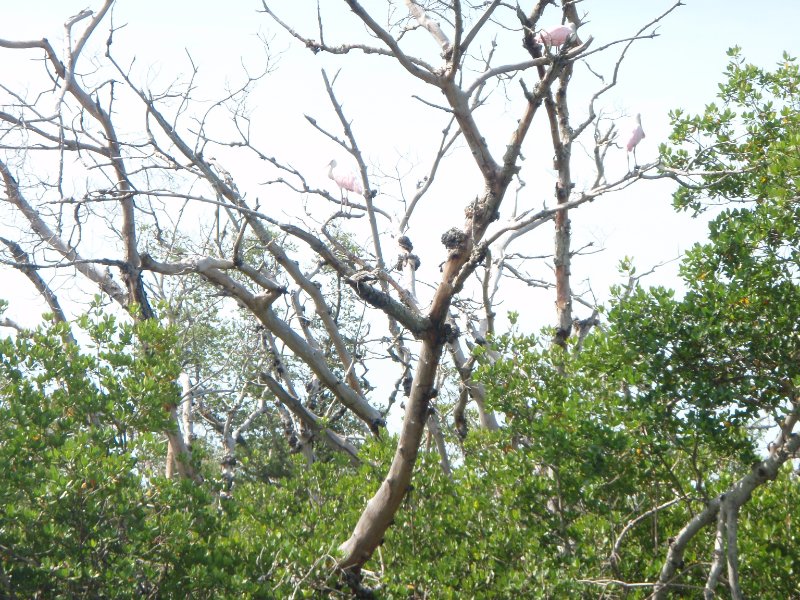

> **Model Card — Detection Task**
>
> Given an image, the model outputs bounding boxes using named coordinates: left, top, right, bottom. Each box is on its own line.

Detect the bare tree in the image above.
left=0, top=0, right=679, bottom=582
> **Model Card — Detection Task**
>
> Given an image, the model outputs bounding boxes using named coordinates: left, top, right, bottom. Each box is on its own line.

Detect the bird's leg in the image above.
left=633, top=147, right=639, bottom=170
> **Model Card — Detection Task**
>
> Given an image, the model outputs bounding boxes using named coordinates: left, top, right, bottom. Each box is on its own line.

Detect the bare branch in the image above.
left=341, top=0, right=441, bottom=85
left=0, top=158, right=129, bottom=307
left=406, top=0, right=453, bottom=56
left=0, top=237, right=69, bottom=327
left=259, top=1, right=438, bottom=75
left=399, top=116, right=460, bottom=231
left=260, top=371, right=360, bottom=463
left=460, top=1, right=501, bottom=56
left=573, top=1, right=685, bottom=138
left=609, top=496, right=685, bottom=571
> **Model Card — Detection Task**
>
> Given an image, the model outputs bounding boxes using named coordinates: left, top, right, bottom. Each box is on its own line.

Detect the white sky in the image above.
left=1, top=1, right=799, bottom=333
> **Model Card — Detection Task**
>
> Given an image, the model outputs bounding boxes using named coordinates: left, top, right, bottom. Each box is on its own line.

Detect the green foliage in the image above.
left=737, top=475, right=800, bottom=598
left=0, top=313, right=259, bottom=597
left=662, top=48, right=800, bottom=213
left=0, top=304, right=798, bottom=597
left=652, top=50, right=800, bottom=451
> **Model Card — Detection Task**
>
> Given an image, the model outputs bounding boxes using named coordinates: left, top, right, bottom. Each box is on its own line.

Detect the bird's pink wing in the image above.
left=626, top=127, right=645, bottom=151
left=549, top=26, right=571, bottom=46
left=538, top=25, right=571, bottom=46
left=337, top=173, right=363, bottom=194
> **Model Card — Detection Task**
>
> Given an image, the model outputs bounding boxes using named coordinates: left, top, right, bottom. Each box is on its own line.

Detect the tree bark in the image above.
left=338, top=336, right=444, bottom=568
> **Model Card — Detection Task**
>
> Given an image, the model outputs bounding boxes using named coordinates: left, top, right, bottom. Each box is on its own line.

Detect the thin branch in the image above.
left=573, top=1, right=684, bottom=139
left=0, top=237, right=73, bottom=340
left=0, top=159, right=129, bottom=307
left=341, top=0, right=441, bottom=84
left=259, top=1, right=438, bottom=74
left=460, top=0, right=501, bottom=56
left=260, top=372, right=360, bottom=464
left=610, top=496, right=686, bottom=571
left=399, top=116, right=460, bottom=231
left=465, top=57, right=549, bottom=98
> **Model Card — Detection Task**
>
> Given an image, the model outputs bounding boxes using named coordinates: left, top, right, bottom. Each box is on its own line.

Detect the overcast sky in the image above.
left=1, top=1, right=799, bottom=331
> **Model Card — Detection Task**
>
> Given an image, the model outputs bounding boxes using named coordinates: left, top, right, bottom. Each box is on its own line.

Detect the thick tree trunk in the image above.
left=165, top=404, right=203, bottom=484
left=338, top=338, right=444, bottom=568
left=553, top=199, right=572, bottom=345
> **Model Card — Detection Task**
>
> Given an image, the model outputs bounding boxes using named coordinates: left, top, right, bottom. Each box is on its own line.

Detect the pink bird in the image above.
left=327, top=159, right=363, bottom=202
left=535, top=22, right=576, bottom=48
left=626, top=114, right=645, bottom=170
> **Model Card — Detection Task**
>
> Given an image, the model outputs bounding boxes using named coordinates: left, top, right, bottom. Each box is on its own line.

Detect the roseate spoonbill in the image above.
left=626, top=114, right=645, bottom=170
left=327, top=159, right=363, bottom=203
left=535, top=22, right=576, bottom=48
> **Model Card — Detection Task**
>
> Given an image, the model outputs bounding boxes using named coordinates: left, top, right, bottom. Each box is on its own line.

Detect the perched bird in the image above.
left=327, top=160, right=363, bottom=203
left=626, top=114, right=645, bottom=170
left=535, top=23, right=576, bottom=48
